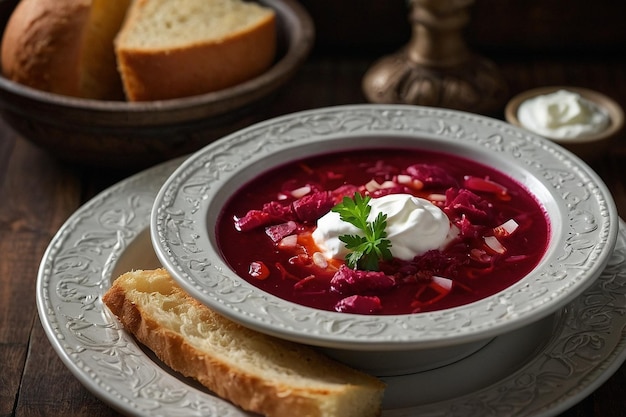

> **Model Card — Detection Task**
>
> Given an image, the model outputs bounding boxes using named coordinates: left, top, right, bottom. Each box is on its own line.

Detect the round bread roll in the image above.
left=1, top=0, right=131, bottom=100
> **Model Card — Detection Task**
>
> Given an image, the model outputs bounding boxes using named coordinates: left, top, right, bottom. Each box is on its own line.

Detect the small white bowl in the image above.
left=151, top=104, right=619, bottom=376
left=505, top=86, right=624, bottom=162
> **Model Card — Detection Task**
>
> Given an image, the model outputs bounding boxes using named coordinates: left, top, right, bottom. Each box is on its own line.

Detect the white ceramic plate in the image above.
left=37, top=156, right=626, bottom=417
left=151, top=104, right=619, bottom=351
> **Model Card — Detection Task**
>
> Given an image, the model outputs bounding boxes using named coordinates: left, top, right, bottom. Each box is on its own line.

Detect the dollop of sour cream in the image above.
left=312, top=193, right=456, bottom=261
left=517, top=89, right=610, bottom=139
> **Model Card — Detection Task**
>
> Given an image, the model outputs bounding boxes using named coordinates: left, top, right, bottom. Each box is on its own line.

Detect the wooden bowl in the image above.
left=505, top=86, right=624, bottom=162
left=0, top=0, right=314, bottom=170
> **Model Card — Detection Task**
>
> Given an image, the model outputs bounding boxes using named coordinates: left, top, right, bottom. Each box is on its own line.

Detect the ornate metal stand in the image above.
left=362, top=0, right=507, bottom=116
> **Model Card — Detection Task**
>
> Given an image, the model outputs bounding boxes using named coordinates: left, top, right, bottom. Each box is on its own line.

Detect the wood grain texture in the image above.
left=298, top=0, right=626, bottom=55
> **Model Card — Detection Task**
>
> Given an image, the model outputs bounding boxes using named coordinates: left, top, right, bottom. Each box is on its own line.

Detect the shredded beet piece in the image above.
left=335, top=295, right=383, bottom=314
left=235, top=200, right=299, bottom=232
left=406, top=164, right=458, bottom=189
left=265, top=221, right=298, bottom=242
left=330, top=265, right=396, bottom=295
left=453, top=214, right=484, bottom=239
left=292, top=191, right=336, bottom=223
left=412, top=250, right=464, bottom=278
left=262, top=201, right=297, bottom=222
left=463, top=176, right=510, bottom=200
left=444, top=188, right=494, bottom=224
left=332, top=184, right=360, bottom=200
left=380, top=249, right=466, bottom=283
left=234, top=210, right=272, bottom=231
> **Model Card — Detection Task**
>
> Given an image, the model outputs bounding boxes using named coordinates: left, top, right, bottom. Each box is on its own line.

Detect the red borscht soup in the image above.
left=217, top=148, right=550, bottom=315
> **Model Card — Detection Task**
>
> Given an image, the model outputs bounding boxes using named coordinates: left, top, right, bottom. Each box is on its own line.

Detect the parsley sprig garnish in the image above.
left=331, top=193, right=393, bottom=271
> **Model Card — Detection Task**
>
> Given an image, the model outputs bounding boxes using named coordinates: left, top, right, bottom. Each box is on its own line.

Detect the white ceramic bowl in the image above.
left=151, top=104, right=619, bottom=376
left=505, top=86, right=624, bottom=162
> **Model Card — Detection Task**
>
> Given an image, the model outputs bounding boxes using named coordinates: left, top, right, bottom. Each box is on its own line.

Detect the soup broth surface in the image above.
left=217, top=148, right=550, bottom=315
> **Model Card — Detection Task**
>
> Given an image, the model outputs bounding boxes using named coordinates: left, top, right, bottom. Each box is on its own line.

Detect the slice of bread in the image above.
left=80, top=0, right=133, bottom=99
left=114, top=0, right=277, bottom=101
left=103, top=268, right=385, bottom=417
left=1, top=0, right=131, bottom=100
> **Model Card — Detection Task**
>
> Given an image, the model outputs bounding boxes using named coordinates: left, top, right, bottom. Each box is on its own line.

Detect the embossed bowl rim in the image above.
left=504, top=86, right=624, bottom=144
left=151, top=104, right=619, bottom=351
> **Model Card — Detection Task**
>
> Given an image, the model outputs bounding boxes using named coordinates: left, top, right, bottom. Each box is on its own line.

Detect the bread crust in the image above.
left=2, top=0, right=276, bottom=101
left=114, top=0, right=277, bottom=101
left=1, top=0, right=129, bottom=99
left=1, top=0, right=91, bottom=96
left=103, top=269, right=385, bottom=417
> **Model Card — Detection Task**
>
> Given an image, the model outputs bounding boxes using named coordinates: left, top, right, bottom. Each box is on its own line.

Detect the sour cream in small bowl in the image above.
left=505, top=86, right=624, bottom=162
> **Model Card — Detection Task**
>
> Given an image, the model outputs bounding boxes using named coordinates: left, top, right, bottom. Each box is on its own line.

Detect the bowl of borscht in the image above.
left=151, top=104, right=619, bottom=376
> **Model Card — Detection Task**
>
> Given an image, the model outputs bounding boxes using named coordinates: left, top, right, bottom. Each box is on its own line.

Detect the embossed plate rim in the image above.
left=151, top=104, right=619, bottom=349
left=36, top=156, right=626, bottom=416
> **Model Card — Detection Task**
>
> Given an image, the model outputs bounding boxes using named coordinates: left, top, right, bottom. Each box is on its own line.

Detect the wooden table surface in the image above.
left=1, top=51, right=626, bottom=417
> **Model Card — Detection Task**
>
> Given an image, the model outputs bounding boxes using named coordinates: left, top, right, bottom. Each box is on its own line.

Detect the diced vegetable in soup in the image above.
left=217, top=148, right=550, bottom=315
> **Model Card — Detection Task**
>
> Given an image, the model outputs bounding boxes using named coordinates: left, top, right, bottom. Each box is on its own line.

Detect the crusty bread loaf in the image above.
left=103, top=268, right=385, bottom=417
left=1, top=0, right=131, bottom=100
left=114, top=0, right=276, bottom=101
left=1, top=0, right=276, bottom=102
